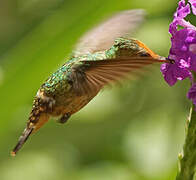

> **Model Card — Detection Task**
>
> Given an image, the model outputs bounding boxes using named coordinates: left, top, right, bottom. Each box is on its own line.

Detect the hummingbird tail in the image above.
left=11, top=113, right=50, bottom=156
left=11, top=126, right=34, bottom=157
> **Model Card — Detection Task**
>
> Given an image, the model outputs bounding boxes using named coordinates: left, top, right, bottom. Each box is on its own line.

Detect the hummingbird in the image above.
left=11, top=9, right=172, bottom=156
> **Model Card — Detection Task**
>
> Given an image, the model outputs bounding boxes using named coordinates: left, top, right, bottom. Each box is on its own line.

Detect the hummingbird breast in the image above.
left=51, top=90, right=99, bottom=117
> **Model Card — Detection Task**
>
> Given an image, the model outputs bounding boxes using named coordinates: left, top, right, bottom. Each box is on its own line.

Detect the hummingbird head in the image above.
left=113, top=38, right=158, bottom=59
left=134, top=40, right=175, bottom=64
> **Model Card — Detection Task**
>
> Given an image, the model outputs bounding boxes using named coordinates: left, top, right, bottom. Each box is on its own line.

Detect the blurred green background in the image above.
left=0, top=0, right=195, bottom=180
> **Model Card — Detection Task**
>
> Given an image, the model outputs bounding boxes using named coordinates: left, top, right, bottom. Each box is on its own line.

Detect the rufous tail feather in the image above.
left=11, top=126, right=34, bottom=156
left=11, top=112, right=49, bottom=156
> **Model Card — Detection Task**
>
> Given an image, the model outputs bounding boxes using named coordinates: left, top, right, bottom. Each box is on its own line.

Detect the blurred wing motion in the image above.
left=74, top=9, right=146, bottom=56
left=71, top=57, right=167, bottom=95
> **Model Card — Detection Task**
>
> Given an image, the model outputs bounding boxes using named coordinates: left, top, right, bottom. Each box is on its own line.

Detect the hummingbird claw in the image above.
left=58, top=113, right=71, bottom=124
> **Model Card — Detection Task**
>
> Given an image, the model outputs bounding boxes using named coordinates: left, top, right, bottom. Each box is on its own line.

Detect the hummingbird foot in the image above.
left=58, top=113, right=71, bottom=124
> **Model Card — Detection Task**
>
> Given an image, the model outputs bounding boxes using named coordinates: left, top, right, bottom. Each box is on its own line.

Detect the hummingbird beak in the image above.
left=157, top=56, right=175, bottom=64
left=166, top=58, right=175, bottom=64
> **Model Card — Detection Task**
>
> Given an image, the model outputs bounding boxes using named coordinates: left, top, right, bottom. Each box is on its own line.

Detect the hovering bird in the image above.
left=11, top=9, right=171, bottom=156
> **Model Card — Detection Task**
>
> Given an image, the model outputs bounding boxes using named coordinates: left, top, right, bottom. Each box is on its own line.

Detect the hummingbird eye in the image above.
left=139, top=52, right=150, bottom=57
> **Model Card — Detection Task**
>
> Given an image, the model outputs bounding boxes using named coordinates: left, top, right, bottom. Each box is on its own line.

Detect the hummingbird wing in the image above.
left=73, top=9, right=146, bottom=57
left=70, top=57, right=163, bottom=95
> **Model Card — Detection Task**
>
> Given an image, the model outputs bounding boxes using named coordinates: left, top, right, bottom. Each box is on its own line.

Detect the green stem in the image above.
left=176, top=71, right=196, bottom=180
left=176, top=103, right=196, bottom=179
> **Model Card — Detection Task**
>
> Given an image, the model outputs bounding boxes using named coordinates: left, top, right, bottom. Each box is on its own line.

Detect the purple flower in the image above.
left=161, top=63, right=191, bottom=86
left=161, top=0, right=196, bottom=85
left=161, top=0, right=196, bottom=108
left=189, top=0, right=196, bottom=15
